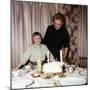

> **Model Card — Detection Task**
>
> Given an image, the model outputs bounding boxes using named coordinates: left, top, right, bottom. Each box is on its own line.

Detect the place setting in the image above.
left=12, top=48, right=87, bottom=89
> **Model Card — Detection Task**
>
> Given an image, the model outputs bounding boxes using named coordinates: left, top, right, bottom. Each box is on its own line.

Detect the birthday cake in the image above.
left=42, top=61, right=64, bottom=73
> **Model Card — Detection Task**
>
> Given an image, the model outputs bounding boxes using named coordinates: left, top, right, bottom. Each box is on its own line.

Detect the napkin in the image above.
left=58, top=77, right=86, bottom=86
left=12, top=73, right=34, bottom=89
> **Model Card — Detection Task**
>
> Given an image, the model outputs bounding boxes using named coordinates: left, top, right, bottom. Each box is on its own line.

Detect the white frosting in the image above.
left=43, top=61, right=64, bottom=73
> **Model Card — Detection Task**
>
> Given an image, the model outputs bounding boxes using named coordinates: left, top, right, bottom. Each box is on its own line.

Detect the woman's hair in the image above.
left=52, top=12, right=66, bottom=25
left=32, top=32, right=42, bottom=40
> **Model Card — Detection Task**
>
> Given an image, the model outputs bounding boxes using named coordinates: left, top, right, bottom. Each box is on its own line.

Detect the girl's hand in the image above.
left=47, top=59, right=52, bottom=63
left=13, top=67, right=18, bottom=71
left=13, top=63, right=22, bottom=70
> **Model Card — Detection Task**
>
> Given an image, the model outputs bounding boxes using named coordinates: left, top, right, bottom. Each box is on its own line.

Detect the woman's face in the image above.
left=32, top=35, right=41, bottom=45
left=54, top=19, right=63, bottom=30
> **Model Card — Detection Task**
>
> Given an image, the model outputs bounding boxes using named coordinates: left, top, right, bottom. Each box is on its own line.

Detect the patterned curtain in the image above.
left=11, top=0, right=87, bottom=68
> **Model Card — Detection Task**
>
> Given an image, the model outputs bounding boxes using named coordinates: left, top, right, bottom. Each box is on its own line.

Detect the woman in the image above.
left=43, top=12, right=70, bottom=62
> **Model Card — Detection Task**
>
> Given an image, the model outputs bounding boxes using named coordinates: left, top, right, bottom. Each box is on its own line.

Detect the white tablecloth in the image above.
left=12, top=67, right=87, bottom=89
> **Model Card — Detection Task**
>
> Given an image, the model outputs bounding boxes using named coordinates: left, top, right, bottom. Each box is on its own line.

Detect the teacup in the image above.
left=68, top=66, right=74, bottom=73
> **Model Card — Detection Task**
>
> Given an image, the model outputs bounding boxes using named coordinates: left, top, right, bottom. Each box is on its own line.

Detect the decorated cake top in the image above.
left=42, top=61, right=64, bottom=73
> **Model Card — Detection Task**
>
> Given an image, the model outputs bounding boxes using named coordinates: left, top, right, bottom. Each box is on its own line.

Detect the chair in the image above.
left=79, top=56, right=87, bottom=68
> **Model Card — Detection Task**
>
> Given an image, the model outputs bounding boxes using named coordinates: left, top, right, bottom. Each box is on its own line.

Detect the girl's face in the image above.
left=54, top=19, right=63, bottom=30
left=32, top=35, right=41, bottom=45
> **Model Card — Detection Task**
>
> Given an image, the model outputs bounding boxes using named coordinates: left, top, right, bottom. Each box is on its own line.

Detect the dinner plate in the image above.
left=12, top=73, right=34, bottom=89
left=79, top=70, right=88, bottom=76
left=58, top=77, right=86, bottom=86
left=12, top=69, right=27, bottom=77
left=12, top=78, right=34, bottom=89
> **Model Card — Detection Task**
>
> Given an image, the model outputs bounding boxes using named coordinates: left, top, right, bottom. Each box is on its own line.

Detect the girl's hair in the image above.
left=52, top=12, right=66, bottom=25
left=32, top=32, right=42, bottom=40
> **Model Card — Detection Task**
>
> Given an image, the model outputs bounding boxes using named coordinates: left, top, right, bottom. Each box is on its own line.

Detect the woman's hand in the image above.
left=63, top=56, right=67, bottom=63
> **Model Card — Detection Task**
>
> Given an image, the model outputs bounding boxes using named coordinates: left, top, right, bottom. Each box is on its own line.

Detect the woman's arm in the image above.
left=44, top=45, right=54, bottom=62
left=63, top=28, right=70, bottom=62
left=64, top=47, right=69, bottom=62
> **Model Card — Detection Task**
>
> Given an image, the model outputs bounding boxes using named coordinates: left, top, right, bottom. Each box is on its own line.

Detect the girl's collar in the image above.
left=33, top=44, right=41, bottom=48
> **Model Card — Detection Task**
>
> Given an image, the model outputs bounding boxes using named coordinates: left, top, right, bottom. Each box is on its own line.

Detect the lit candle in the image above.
left=37, top=59, right=41, bottom=72
left=47, top=51, right=50, bottom=63
left=60, top=50, right=63, bottom=63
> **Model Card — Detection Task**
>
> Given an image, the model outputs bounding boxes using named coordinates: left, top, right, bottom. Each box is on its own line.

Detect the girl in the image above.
left=15, top=32, right=53, bottom=70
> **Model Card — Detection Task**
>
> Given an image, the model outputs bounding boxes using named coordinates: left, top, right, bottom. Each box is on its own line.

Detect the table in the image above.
left=12, top=67, right=87, bottom=89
